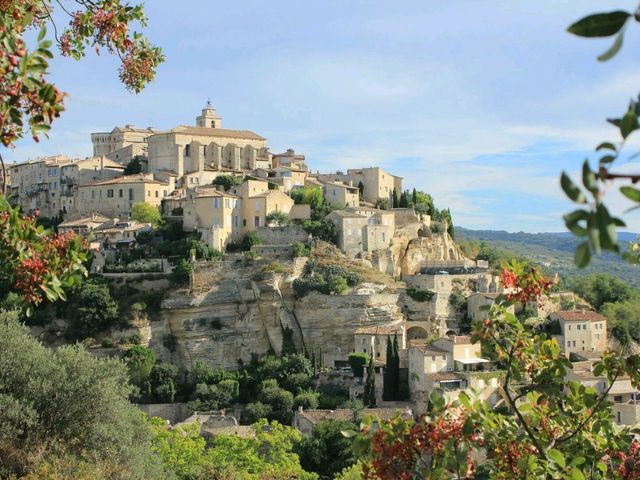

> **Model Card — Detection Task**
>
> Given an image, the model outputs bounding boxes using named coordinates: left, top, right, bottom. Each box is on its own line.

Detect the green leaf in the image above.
left=567, top=11, right=630, bottom=37
left=621, top=186, right=640, bottom=202
left=596, top=203, right=618, bottom=252
left=598, top=30, right=625, bottom=61
left=560, top=172, right=586, bottom=203
left=571, top=469, right=586, bottom=480
left=620, top=109, right=638, bottom=139
left=575, top=241, right=591, bottom=268
left=582, top=160, right=597, bottom=193
left=596, top=142, right=616, bottom=151
left=548, top=448, right=566, bottom=468
left=564, top=209, right=589, bottom=236
left=599, top=154, right=616, bottom=164
left=37, top=27, right=46, bottom=42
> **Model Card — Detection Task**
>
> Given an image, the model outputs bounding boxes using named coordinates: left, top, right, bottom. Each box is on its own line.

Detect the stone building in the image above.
left=353, top=324, right=405, bottom=365
left=58, top=214, right=111, bottom=236
left=91, top=125, right=158, bottom=163
left=321, top=180, right=359, bottom=208
left=467, top=292, right=515, bottom=323
left=9, top=156, right=124, bottom=217
left=549, top=310, right=608, bottom=355
left=77, top=173, right=171, bottom=217
left=272, top=148, right=307, bottom=170
left=408, top=335, right=500, bottom=413
left=254, top=166, right=307, bottom=192
left=317, top=167, right=402, bottom=205
left=327, top=207, right=395, bottom=256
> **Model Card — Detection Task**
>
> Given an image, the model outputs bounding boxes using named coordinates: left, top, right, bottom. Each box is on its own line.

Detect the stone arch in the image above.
left=445, top=329, right=457, bottom=337
left=407, top=326, right=429, bottom=341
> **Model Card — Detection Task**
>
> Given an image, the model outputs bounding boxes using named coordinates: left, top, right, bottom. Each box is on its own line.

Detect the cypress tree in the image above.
left=392, top=189, right=399, bottom=208
left=392, top=333, right=400, bottom=400
left=363, top=356, right=376, bottom=407
left=399, top=191, right=409, bottom=208
left=412, top=188, right=417, bottom=206
left=382, top=337, right=394, bottom=401
left=358, top=181, right=365, bottom=199
left=311, top=350, right=317, bottom=377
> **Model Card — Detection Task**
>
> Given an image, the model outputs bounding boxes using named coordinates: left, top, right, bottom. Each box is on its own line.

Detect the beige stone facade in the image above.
left=9, top=156, right=124, bottom=217
left=318, top=167, right=402, bottom=204
left=58, top=214, right=110, bottom=236
left=550, top=310, right=608, bottom=355
left=467, top=292, right=515, bottom=322
left=353, top=324, right=405, bottom=365
left=77, top=174, right=170, bottom=217
left=321, top=180, right=359, bottom=207
left=327, top=207, right=395, bottom=256
left=91, top=125, right=157, bottom=163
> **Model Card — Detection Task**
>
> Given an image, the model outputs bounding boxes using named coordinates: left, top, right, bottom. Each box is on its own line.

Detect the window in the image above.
left=184, top=144, right=191, bottom=157
left=107, top=189, right=114, bottom=198
left=147, top=191, right=151, bottom=197
left=129, top=188, right=134, bottom=200
left=381, top=232, right=386, bottom=242
left=119, top=189, right=123, bottom=198
left=243, top=219, right=247, bottom=227
left=376, top=352, right=380, bottom=358
left=155, top=191, right=159, bottom=198
left=254, top=216, right=260, bottom=226
left=211, top=120, right=215, bottom=128
left=214, top=198, right=220, bottom=208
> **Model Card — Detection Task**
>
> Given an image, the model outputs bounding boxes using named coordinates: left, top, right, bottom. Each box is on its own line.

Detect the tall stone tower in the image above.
left=196, top=100, right=222, bottom=128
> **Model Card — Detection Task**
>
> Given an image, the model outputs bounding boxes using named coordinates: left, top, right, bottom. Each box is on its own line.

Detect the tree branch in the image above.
left=0, top=152, right=7, bottom=198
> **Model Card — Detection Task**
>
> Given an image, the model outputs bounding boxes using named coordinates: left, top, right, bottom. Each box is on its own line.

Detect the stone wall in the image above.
left=137, top=403, right=190, bottom=424
left=391, top=208, right=419, bottom=228
left=255, top=225, right=309, bottom=245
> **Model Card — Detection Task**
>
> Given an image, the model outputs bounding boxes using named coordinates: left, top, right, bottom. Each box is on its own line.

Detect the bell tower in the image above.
left=196, top=99, right=222, bottom=128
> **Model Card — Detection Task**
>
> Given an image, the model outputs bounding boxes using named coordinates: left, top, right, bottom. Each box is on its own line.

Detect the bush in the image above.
left=328, top=276, right=348, bottom=295
left=294, top=390, right=320, bottom=410
left=281, top=372, right=312, bottom=393
left=243, top=401, right=273, bottom=425
left=131, top=202, right=161, bottom=227
left=406, top=288, right=435, bottom=302
left=302, top=219, right=338, bottom=244
left=291, top=241, right=310, bottom=258
left=348, top=352, right=369, bottom=377
left=101, top=337, right=114, bottom=348
left=293, top=262, right=361, bottom=298
left=171, top=259, right=192, bottom=286
left=262, top=262, right=290, bottom=274
left=171, top=207, right=183, bottom=216
left=266, top=211, right=290, bottom=226
left=212, top=175, right=242, bottom=191
left=449, top=291, right=467, bottom=312
left=259, top=387, right=294, bottom=423
left=66, top=281, right=120, bottom=340
left=242, top=231, right=262, bottom=251
left=244, top=250, right=257, bottom=260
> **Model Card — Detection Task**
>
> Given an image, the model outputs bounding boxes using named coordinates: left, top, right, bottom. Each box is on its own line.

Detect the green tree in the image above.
left=294, top=390, right=320, bottom=410
left=392, top=189, right=399, bottom=208
left=348, top=352, right=369, bottom=377
left=171, top=259, right=192, bottom=286
left=125, top=345, right=156, bottom=388
left=243, top=401, right=273, bottom=425
left=212, top=175, right=242, bottom=191
left=568, top=273, right=637, bottom=311
left=301, top=219, right=338, bottom=244
left=603, top=300, right=640, bottom=345
left=290, top=186, right=324, bottom=208
left=242, top=231, right=262, bottom=251
left=150, top=362, right=178, bottom=403
left=124, top=156, right=143, bottom=175
left=363, top=355, right=376, bottom=407
left=266, top=210, right=290, bottom=226
left=0, top=311, right=163, bottom=478
left=382, top=337, right=394, bottom=401
left=131, top=203, right=162, bottom=227
left=66, top=280, right=119, bottom=339
left=296, top=420, right=356, bottom=479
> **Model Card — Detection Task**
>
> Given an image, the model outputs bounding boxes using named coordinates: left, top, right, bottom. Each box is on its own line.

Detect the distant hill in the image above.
left=455, top=227, right=640, bottom=287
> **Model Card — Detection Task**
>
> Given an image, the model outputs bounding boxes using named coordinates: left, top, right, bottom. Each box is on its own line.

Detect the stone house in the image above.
left=317, top=167, right=402, bottom=205
left=272, top=148, right=307, bottom=171
left=9, top=155, right=123, bottom=217
left=327, top=207, right=395, bottom=256
left=353, top=324, right=406, bottom=365
left=321, top=180, right=359, bottom=208
left=467, top=292, right=515, bottom=322
left=254, top=166, right=307, bottom=192
left=549, top=310, right=607, bottom=355
left=77, top=173, right=171, bottom=217
left=58, top=213, right=111, bottom=236
left=292, top=407, right=409, bottom=436
left=91, top=219, right=152, bottom=249
left=566, top=361, right=640, bottom=425
left=408, top=335, right=500, bottom=413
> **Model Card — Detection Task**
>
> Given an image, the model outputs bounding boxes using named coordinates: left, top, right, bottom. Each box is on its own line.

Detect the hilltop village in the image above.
left=8, top=104, right=638, bottom=435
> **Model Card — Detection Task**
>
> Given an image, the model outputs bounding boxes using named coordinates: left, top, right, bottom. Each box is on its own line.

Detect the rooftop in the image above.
left=298, top=408, right=408, bottom=424
left=426, top=372, right=464, bottom=381
left=554, top=310, right=607, bottom=323
left=169, top=125, right=266, bottom=140
left=81, top=173, right=167, bottom=187
left=354, top=325, right=403, bottom=335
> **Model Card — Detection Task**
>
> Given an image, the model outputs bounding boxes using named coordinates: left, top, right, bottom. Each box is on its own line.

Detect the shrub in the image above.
left=101, top=337, right=114, bottom=348
left=348, top=352, right=369, bottom=377
left=242, top=402, right=273, bottom=425
left=171, top=259, right=192, bottom=286
left=262, top=262, right=290, bottom=274
left=291, top=241, right=310, bottom=258
left=259, top=387, right=294, bottom=423
left=212, top=175, right=242, bottom=191
left=328, top=276, right=348, bottom=295
left=266, top=211, right=290, bottom=226
left=242, top=231, right=262, bottom=251
left=406, top=288, right=435, bottom=302
left=244, top=250, right=257, bottom=260
left=294, top=390, right=320, bottom=410
left=302, top=219, right=338, bottom=244
left=66, top=281, right=120, bottom=340
left=171, top=207, right=183, bottom=216
left=449, top=291, right=467, bottom=312
left=131, top=203, right=161, bottom=227
left=281, top=372, right=312, bottom=393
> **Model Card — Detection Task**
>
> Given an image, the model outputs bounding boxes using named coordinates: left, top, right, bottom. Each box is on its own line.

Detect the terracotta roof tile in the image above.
left=426, top=372, right=464, bottom=381
left=554, top=310, right=607, bottom=323
left=169, top=126, right=266, bottom=140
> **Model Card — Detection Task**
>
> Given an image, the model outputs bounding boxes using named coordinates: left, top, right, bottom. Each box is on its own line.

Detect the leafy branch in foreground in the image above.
left=562, top=5, right=640, bottom=267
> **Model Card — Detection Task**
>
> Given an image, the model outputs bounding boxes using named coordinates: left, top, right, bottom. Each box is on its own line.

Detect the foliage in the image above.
left=171, top=206, right=183, bottom=216
left=262, top=261, right=291, bottom=274
left=406, top=288, right=435, bottom=302
left=290, top=186, right=324, bottom=208
left=604, top=300, right=640, bottom=346
left=410, top=190, right=434, bottom=215
left=0, top=311, right=163, bottom=478
left=243, top=401, right=273, bottom=425
left=65, top=280, right=120, bottom=339
left=212, top=174, right=242, bottom=191
left=568, top=273, right=638, bottom=310
left=348, top=352, right=370, bottom=377
left=449, top=290, right=467, bottom=312
left=281, top=326, right=297, bottom=356
left=149, top=362, right=178, bottom=403
left=375, top=198, right=389, bottom=210
left=266, top=210, right=290, bottom=226
left=362, top=356, right=376, bottom=407
left=382, top=334, right=401, bottom=401
left=432, top=207, right=455, bottom=238
left=241, top=231, right=262, bottom=251
left=292, top=241, right=310, bottom=257
left=302, top=219, right=339, bottom=244
left=296, top=420, right=357, bottom=479
left=125, top=344, right=156, bottom=388
left=171, top=259, right=192, bottom=286
left=131, top=202, right=161, bottom=227
left=293, top=260, right=361, bottom=298
left=124, top=156, right=143, bottom=175
left=561, top=7, right=640, bottom=267
left=293, top=390, right=320, bottom=410
left=0, top=197, right=87, bottom=307
left=355, top=262, right=640, bottom=479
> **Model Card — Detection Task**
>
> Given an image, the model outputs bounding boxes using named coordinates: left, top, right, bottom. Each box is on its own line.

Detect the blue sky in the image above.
left=6, top=0, right=640, bottom=232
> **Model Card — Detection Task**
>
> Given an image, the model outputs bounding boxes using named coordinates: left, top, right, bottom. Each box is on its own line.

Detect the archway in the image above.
left=407, top=326, right=429, bottom=341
